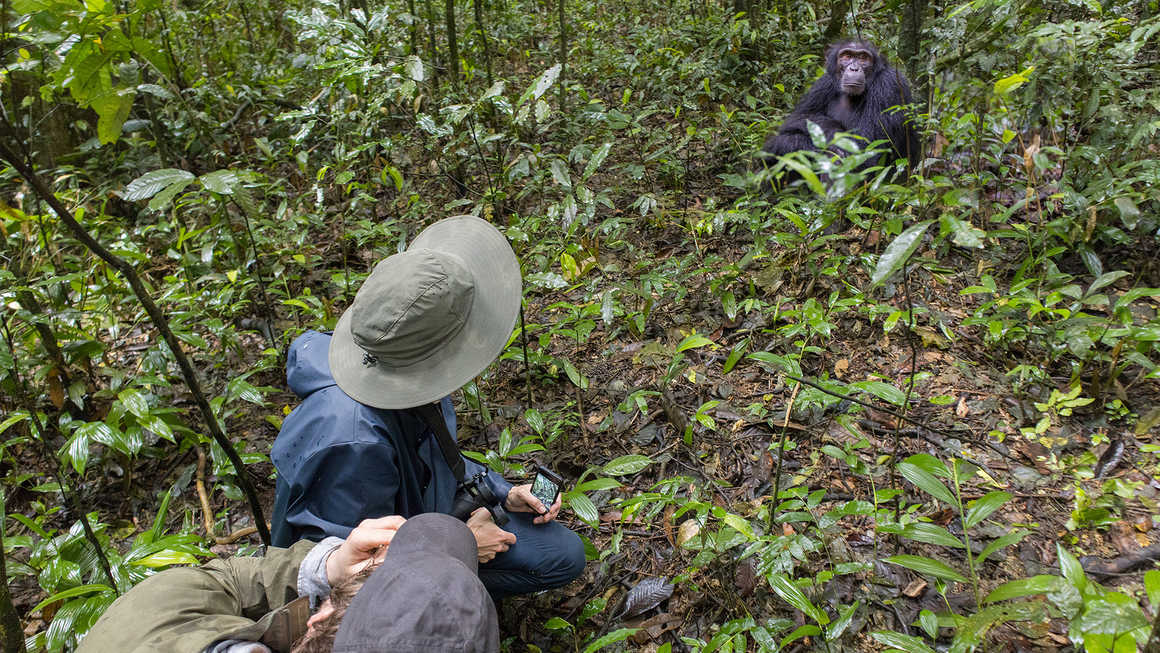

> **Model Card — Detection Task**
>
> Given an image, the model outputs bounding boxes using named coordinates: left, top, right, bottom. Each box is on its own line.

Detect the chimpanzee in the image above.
left=761, top=40, right=920, bottom=183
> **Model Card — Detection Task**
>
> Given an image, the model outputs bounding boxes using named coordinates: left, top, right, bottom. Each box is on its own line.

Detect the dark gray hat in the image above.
left=329, top=215, right=521, bottom=409
left=333, top=513, right=499, bottom=652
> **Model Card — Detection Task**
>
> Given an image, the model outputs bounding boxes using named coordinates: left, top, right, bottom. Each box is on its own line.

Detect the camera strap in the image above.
left=412, top=402, right=466, bottom=484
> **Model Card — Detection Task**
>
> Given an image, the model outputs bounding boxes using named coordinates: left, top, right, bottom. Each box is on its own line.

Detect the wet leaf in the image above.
left=871, top=221, right=932, bottom=287
left=883, top=555, right=968, bottom=583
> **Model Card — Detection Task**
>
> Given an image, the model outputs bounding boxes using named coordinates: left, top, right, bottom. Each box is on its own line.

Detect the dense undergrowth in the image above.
left=2, top=0, right=1159, bottom=650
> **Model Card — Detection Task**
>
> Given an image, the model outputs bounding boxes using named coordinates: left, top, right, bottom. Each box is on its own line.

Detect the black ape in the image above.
left=762, top=40, right=920, bottom=180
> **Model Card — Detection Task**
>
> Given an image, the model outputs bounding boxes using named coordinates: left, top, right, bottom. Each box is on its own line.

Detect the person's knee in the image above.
left=544, top=526, right=586, bottom=583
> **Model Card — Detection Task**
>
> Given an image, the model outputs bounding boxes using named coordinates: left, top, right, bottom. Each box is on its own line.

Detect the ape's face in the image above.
left=835, top=47, right=875, bottom=97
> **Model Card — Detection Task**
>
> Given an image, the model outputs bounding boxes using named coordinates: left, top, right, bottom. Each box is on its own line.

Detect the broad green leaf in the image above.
left=676, top=333, right=715, bottom=353
left=898, top=522, right=965, bottom=548
left=897, top=462, right=957, bottom=506
left=582, top=627, right=639, bottom=653
left=985, top=575, right=1065, bottom=603
left=574, top=477, right=621, bottom=493
left=994, top=66, right=1034, bottom=95
left=31, top=584, right=111, bottom=615
left=1146, top=570, right=1160, bottom=607
left=566, top=492, right=599, bottom=526
left=199, top=169, right=242, bottom=195
left=1114, top=197, right=1140, bottom=229
left=904, top=453, right=950, bottom=477
left=93, top=88, right=134, bottom=145
left=130, top=550, right=199, bottom=568
left=123, top=168, right=195, bottom=201
left=883, top=555, right=968, bottom=583
left=871, top=221, right=933, bottom=286
left=721, top=513, right=755, bottom=540
left=767, top=573, right=829, bottom=625
left=526, top=64, right=561, bottom=103
left=582, top=142, right=613, bottom=181
left=825, top=600, right=860, bottom=640
left=1114, top=287, right=1160, bottom=311
left=549, top=159, right=572, bottom=189
left=1075, top=592, right=1149, bottom=635
left=871, top=631, right=937, bottom=653
left=404, top=55, right=425, bottom=81
left=779, top=624, right=821, bottom=649
left=918, top=610, right=938, bottom=638
left=964, top=491, right=1011, bottom=528
left=148, top=177, right=195, bottom=211
left=1057, top=544, right=1089, bottom=594
left=117, top=388, right=150, bottom=420
left=544, top=617, right=573, bottom=631
left=977, top=530, right=1030, bottom=565
left=603, top=455, right=653, bottom=476
left=850, top=380, right=906, bottom=406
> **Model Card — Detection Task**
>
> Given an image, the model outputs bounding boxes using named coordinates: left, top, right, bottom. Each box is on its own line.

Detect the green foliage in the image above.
left=3, top=0, right=1159, bottom=649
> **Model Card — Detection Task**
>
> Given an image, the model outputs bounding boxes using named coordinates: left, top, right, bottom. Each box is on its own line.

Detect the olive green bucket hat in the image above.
left=328, top=215, right=521, bottom=409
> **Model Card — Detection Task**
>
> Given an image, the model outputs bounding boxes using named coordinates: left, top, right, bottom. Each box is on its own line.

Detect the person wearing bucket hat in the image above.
left=270, top=215, right=585, bottom=600
left=78, top=513, right=499, bottom=653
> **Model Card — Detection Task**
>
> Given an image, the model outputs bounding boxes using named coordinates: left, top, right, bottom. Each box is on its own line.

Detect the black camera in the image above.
left=448, top=472, right=509, bottom=526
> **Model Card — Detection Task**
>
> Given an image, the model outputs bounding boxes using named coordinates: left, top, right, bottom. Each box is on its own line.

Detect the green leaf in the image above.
left=582, top=627, right=639, bottom=653
left=1075, top=592, right=1149, bottom=635
left=767, top=573, right=829, bottom=625
left=1144, top=570, right=1160, bottom=608
left=871, top=631, right=937, bottom=653
left=883, top=555, right=968, bottom=583
left=1114, top=287, right=1160, bottom=311
left=825, top=600, right=860, bottom=640
left=985, top=575, right=1065, bottom=603
left=93, top=88, right=134, bottom=145
left=918, top=609, right=938, bottom=638
left=897, top=522, right=965, bottom=548
left=977, top=530, right=1030, bottom=565
left=964, top=491, right=1011, bottom=528
left=566, top=492, right=600, bottom=526
left=582, top=142, right=613, bottom=181
left=574, top=477, right=621, bottom=493
left=779, top=624, right=821, bottom=649
left=130, top=550, right=199, bottom=568
left=721, top=513, right=756, bottom=540
left=897, top=462, right=957, bottom=506
left=526, top=63, right=561, bottom=103
left=871, top=221, right=933, bottom=286
left=549, top=158, right=572, bottom=189
left=676, top=333, right=714, bottom=353
left=544, top=617, right=573, bottom=631
left=199, top=169, right=242, bottom=195
left=602, top=455, right=653, bottom=476
left=117, top=388, right=150, bottom=420
left=903, top=453, right=950, bottom=477
left=1057, top=544, right=1089, bottom=595
left=993, top=66, right=1035, bottom=95
left=1114, top=197, right=1140, bottom=229
left=850, top=380, right=907, bottom=406
left=31, top=584, right=111, bottom=615
left=123, top=168, right=195, bottom=201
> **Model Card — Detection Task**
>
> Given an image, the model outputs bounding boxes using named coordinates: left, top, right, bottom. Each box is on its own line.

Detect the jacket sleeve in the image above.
left=77, top=540, right=315, bottom=653
left=281, top=440, right=401, bottom=541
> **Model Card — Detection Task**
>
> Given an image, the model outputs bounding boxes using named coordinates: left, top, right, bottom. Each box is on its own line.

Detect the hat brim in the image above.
left=328, top=215, right=521, bottom=409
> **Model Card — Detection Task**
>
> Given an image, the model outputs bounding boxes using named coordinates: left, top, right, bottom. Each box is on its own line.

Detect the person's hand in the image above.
left=326, top=515, right=406, bottom=586
left=466, top=508, right=516, bottom=563
left=505, top=483, right=561, bottom=524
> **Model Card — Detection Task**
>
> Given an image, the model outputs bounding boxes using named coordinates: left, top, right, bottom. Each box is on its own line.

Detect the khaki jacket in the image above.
left=77, top=540, right=315, bottom=653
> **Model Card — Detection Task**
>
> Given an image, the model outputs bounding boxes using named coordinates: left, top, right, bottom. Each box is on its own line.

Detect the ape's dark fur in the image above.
left=762, top=40, right=920, bottom=177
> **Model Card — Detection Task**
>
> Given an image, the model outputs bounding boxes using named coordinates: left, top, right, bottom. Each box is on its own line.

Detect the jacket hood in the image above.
left=286, top=330, right=338, bottom=399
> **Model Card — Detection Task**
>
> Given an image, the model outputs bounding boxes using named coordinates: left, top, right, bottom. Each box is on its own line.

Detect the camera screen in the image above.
left=531, top=473, right=559, bottom=509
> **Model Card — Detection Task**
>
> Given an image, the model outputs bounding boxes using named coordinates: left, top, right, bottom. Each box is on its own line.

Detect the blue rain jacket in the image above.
left=269, top=330, right=512, bottom=547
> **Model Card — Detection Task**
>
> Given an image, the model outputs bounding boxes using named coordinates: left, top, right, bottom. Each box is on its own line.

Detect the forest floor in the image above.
left=9, top=197, right=1160, bottom=651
